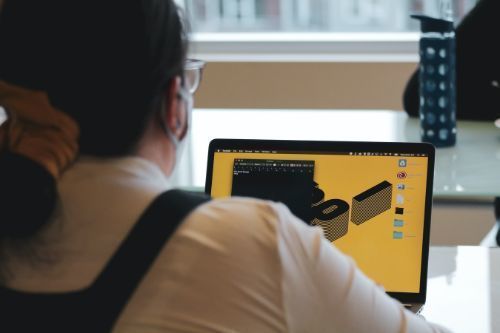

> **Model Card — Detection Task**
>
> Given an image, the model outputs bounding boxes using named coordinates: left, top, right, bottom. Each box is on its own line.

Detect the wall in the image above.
left=431, top=200, right=496, bottom=246
left=195, top=61, right=418, bottom=110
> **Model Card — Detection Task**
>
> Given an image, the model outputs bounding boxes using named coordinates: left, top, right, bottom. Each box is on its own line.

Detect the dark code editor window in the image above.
left=231, top=159, right=314, bottom=222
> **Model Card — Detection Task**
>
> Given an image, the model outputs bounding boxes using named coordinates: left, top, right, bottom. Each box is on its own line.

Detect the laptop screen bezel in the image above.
left=205, top=138, right=435, bottom=305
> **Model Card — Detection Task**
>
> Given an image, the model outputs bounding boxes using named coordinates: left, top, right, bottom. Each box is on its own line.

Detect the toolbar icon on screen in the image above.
left=396, top=194, right=404, bottom=204
left=393, top=231, right=403, bottom=239
left=397, top=171, right=407, bottom=179
left=394, top=219, right=404, bottom=227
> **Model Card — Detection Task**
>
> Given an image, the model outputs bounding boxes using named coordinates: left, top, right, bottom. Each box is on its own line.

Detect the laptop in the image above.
left=205, top=139, right=435, bottom=313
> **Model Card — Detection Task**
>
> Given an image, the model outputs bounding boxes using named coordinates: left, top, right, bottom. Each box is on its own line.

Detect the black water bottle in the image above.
left=412, top=14, right=456, bottom=147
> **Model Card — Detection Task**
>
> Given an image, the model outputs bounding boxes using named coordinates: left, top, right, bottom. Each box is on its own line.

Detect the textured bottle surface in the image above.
left=418, top=33, right=456, bottom=147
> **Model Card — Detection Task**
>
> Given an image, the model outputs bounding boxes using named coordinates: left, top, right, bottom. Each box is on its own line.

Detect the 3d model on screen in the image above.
left=351, top=181, right=393, bottom=225
left=311, top=183, right=350, bottom=242
left=310, top=181, right=393, bottom=242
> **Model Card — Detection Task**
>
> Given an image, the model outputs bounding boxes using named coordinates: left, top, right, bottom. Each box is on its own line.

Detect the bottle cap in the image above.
left=411, top=14, right=454, bottom=33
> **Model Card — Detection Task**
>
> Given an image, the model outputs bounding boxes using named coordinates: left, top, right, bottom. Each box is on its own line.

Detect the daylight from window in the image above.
left=177, top=0, right=476, bottom=33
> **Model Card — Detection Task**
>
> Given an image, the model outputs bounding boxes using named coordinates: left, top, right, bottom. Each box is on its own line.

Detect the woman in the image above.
left=0, top=0, right=451, bottom=332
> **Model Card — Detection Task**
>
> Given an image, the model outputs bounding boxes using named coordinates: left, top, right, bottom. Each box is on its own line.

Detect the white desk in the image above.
left=189, top=108, right=500, bottom=198
left=424, top=246, right=500, bottom=333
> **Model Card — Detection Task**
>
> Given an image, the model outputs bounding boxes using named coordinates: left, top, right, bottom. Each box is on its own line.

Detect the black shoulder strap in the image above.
left=89, top=189, right=211, bottom=332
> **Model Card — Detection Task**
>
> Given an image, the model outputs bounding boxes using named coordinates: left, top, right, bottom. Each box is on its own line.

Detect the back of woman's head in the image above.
left=0, top=0, right=187, bottom=238
left=1, top=0, right=187, bottom=155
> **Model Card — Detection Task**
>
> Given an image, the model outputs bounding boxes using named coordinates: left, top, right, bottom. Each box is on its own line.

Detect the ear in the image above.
left=163, top=76, right=187, bottom=140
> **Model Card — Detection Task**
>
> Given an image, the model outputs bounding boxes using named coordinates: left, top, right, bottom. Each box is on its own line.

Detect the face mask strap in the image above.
left=177, top=86, right=193, bottom=111
left=161, top=86, right=192, bottom=150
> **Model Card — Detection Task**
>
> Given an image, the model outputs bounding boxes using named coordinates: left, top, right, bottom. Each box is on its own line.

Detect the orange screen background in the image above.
left=211, top=152, right=428, bottom=293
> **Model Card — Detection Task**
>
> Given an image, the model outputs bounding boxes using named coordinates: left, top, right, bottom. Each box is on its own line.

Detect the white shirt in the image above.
left=6, top=156, right=451, bottom=333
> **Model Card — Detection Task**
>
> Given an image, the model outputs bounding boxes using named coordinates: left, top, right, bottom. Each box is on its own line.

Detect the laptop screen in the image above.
left=206, top=139, right=434, bottom=299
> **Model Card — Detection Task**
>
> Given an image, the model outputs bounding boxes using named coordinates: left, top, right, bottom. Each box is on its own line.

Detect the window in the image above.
left=179, top=0, right=477, bottom=33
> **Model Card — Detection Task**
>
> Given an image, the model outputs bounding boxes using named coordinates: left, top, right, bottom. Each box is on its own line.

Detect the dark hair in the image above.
left=0, top=0, right=188, bottom=238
